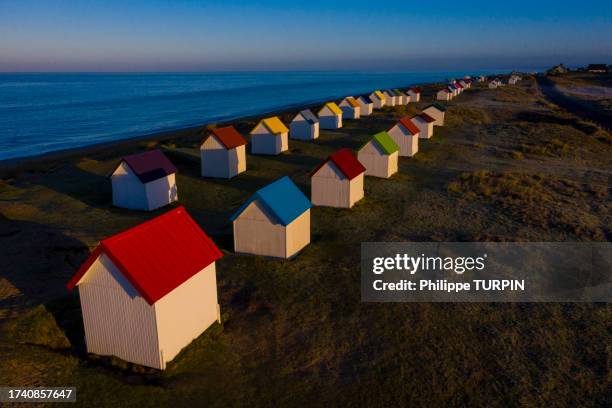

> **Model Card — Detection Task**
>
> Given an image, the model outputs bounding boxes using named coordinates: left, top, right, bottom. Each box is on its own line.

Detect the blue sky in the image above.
left=1, top=0, right=610, bottom=72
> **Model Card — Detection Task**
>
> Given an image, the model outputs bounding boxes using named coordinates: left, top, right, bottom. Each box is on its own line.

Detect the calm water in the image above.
left=1, top=71, right=506, bottom=160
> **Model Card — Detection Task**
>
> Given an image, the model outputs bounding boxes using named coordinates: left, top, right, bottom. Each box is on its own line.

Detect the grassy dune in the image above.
left=0, top=75, right=610, bottom=407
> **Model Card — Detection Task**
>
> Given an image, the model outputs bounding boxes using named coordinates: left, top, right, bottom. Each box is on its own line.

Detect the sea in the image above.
left=0, top=70, right=534, bottom=161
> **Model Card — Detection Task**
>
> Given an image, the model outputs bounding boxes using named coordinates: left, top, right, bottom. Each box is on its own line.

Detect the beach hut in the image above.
left=387, top=117, right=420, bottom=157
left=411, top=113, right=436, bottom=139
left=449, top=84, right=459, bottom=97
left=478, top=76, right=486, bottom=83
left=290, top=109, right=319, bottom=140
left=250, top=116, right=289, bottom=155
left=383, top=90, right=397, bottom=106
left=230, top=176, right=311, bottom=259
left=508, top=75, right=519, bottom=85
left=437, top=89, right=452, bottom=101
left=357, top=132, right=399, bottom=178
left=356, top=96, right=374, bottom=116
left=393, top=89, right=408, bottom=105
left=488, top=81, right=498, bottom=89
left=310, top=148, right=365, bottom=208
left=110, top=149, right=178, bottom=211
left=422, top=103, right=446, bottom=126
left=339, top=96, right=361, bottom=119
left=318, top=102, right=343, bottom=129
left=455, top=82, right=464, bottom=94
left=407, top=87, right=421, bottom=102
left=459, top=80, right=469, bottom=89
left=67, top=206, right=222, bottom=370
left=200, top=126, right=247, bottom=179
left=369, top=90, right=386, bottom=109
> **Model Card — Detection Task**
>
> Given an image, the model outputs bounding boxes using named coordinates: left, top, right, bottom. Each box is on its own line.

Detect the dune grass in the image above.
left=0, top=77, right=610, bottom=407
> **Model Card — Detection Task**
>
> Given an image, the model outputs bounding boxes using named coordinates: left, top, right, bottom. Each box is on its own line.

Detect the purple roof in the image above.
left=118, top=150, right=177, bottom=183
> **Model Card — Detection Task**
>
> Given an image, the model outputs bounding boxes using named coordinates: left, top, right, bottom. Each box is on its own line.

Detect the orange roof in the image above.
left=346, top=97, right=360, bottom=108
left=252, top=116, right=288, bottom=135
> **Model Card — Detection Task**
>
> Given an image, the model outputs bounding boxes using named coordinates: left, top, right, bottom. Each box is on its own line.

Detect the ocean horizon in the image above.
left=0, top=69, right=542, bottom=161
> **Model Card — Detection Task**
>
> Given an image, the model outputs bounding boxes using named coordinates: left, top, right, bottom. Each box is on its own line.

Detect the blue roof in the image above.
left=229, top=176, right=311, bottom=226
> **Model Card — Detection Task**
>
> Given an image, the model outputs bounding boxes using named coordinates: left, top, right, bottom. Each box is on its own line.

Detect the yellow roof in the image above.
left=374, top=90, right=386, bottom=100
left=252, top=116, right=288, bottom=134
left=346, top=97, right=360, bottom=108
left=319, top=102, right=342, bottom=116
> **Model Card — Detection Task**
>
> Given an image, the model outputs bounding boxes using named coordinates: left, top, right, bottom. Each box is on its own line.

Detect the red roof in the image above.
left=310, top=148, right=365, bottom=180
left=208, top=126, right=247, bottom=149
left=67, top=206, right=222, bottom=305
left=397, top=117, right=421, bottom=135
left=455, top=83, right=464, bottom=89
left=410, top=87, right=421, bottom=93
left=420, top=113, right=436, bottom=123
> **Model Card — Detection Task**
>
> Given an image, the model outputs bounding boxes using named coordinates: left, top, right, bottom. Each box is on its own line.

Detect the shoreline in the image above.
left=0, top=79, right=450, bottom=172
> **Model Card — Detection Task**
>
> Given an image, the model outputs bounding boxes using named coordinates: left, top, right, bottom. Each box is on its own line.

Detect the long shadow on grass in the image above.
left=32, top=163, right=111, bottom=209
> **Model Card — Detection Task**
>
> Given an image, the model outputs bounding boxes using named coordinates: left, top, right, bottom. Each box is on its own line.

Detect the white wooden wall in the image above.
left=144, top=174, right=177, bottom=211
left=154, top=263, right=219, bottom=367
left=77, top=253, right=163, bottom=369
left=233, top=200, right=287, bottom=258
left=358, top=143, right=398, bottom=178
left=422, top=107, right=445, bottom=126
left=111, top=162, right=148, bottom=210
left=388, top=125, right=419, bottom=157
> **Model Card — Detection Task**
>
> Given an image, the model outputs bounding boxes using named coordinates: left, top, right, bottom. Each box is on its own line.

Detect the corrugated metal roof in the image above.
left=424, top=103, right=447, bottom=112
left=311, top=148, right=366, bottom=180
left=346, top=97, right=360, bottom=108
left=398, top=117, right=420, bottom=135
left=67, top=206, right=223, bottom=305
left=230, top=176, right=311, bottom=226
left=371, top=132, right=399, bottom=155
left=319, top=102, right=343, bottom=116
left=252, top=116, right=288, bottom=135
left=207, top=126, right=247, bottom=149
left=298, top=109, right=319, bottom=124
left=113, top=150, right=177, bottom=184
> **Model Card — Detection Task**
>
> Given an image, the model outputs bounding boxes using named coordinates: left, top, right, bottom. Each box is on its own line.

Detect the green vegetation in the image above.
left=0, top=77, right=610, bottom=406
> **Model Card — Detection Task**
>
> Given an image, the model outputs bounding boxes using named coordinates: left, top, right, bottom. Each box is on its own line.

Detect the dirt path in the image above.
left=536, top=76, right=612, bottom=131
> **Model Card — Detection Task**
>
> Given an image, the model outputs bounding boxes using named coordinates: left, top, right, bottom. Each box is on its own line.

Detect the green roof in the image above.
left=370, top=131, right=399, bottom=155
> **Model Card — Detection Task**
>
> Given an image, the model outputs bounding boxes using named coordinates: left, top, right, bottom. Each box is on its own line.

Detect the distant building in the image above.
left=67, top=206, right=222, bottom=370
left=356, top=96, right=374, bottom=116
left=200, top=126, right=247, bottom=179
left=310, top=148, right=366, bottom=208
left=437, top=88, right=452, bottom=101
left=230, top=176, right=311, bottom=259
left=290, top=109, right=319, bottom=140
left=411, top=113, right=436, bottom=139
left=339, top=97, right=362, bottom=119
left=318, top=102, right=343, bottom=129
left=250, top=116, right=289, bottom=155
left=488, top=81, right=498, bottom=89
left=587, top=64, right=607, bottom=73
left=369, top=90, right=387, bottom=109
left=422, top=103, right=446, bottom=126
left=357, top=131, right=399, bottom=178
left=110, top=149, right=178, bottom=211
left=407, top=87, right=421, bottom=102
left=387, top=117, right=420, bottom=157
